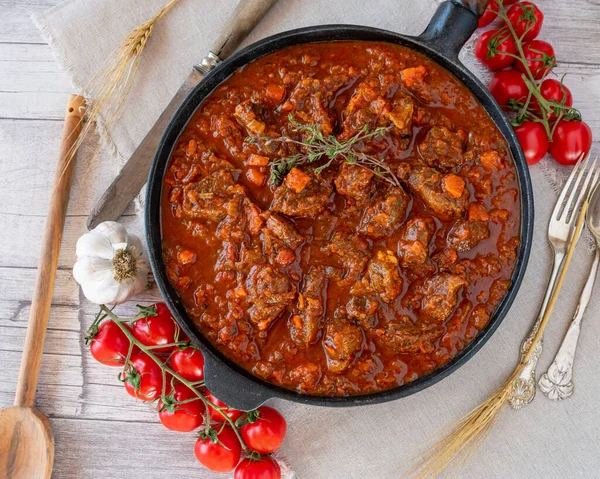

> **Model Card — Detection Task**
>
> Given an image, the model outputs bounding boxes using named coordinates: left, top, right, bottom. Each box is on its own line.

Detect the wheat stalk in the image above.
left=409, top=198, right=589, bottom=479
left=59, top=0, right=182, bottom=180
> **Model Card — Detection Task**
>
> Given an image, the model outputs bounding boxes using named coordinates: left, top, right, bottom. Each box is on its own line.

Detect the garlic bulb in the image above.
left=73, top=221, right=149, bottom=304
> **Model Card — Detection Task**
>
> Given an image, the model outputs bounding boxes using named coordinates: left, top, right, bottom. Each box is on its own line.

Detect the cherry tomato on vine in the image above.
left=121, top=353, right=163, bottom=401
left=158, top=381, right=205, bottom=432
left=549, top=120, right=593, bottom=166
left=170, top=347, right=205, bottom=382
left=537, top=79, right=573, bottom=119
left=206, top=392, right=244, bottom=423
left=475, top=29, right=516, bottom=71
left=514, top=122, right=549, bottom=166
left=489, top=70, right=528, bottom=110
left=132, top=303, right=184, bottom=352
left=515, top=40, right=556, bottom=80
left=234, top=457, right=281, bottom=479
left=506, top=2, right=544, bottom=42
left=477, top=0, right=519, bottom=28
left=240, top=406, right=287, bottom=454
left=194, top=426, right=242, bottom=472
left=89, top=321, right=133, bottom=366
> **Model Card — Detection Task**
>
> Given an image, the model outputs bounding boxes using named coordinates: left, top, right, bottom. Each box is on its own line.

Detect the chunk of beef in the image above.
left=357, top=186, right=409, bottom=238
left=401, top=65, right=432, bottom=102
left=234, top=100, right=267, bottom=136
left=334, top=163, right=375, bottom=205
left=262, top=211, right=304, bottom=266
left=264, top=212, right=304, bottom=248
left=398, top=216, right=436, bottom=276
left=418, top=126, right=466, bottom=171
left=326, top=232, right=370, bottom=284
left=271, top=173, right=332, bottom=218
left=366, top=250, right=403, bottom=303
left=290, top=266, right=327, bottom=347
left=447, top=219, right=490, bottom=252
left=340, top=78, right=414, bottom=147
left=288, top=78, right=336, bottom=136
left=398, top=162, right=468, bottom=221
left=346, top=295, right=379, bottom=328
left=375, top=316, right=444, bottom=354
left=212, top=113, right=246, bottom=157
left=417, top=273, right=468, bottom=322
left=182, top=170, right=237, bottom=222
left=245, top=265, right=296, bottom=330
left=339, top=79, right=391, bottom=140
left=323, top=317, right=364, bottom=373
left=387, top=95, right=414, bottom=139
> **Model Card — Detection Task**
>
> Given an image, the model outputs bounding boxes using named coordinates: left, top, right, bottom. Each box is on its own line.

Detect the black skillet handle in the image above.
left=203, top=351, right=271, bottom=411
left=418, top=0, right=488, bottom=60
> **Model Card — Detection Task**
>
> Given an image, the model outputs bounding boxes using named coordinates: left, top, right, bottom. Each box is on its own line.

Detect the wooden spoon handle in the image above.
left=15, top=94, right=86, bottom=408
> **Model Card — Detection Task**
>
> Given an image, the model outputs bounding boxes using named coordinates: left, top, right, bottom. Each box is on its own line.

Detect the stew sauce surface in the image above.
left=161, top=42, right=520, bottom=396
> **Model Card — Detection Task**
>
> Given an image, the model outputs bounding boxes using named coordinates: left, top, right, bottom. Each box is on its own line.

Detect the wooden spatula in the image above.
left=0, top=94, right=86, bottom=479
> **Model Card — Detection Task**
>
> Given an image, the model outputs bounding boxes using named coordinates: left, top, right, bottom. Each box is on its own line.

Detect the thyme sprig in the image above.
left=247, top=115, right=401, bottom=188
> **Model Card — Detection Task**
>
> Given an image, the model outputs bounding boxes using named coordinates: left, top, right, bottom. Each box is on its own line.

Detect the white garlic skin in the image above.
left=73, top=221, right=149, bottom=305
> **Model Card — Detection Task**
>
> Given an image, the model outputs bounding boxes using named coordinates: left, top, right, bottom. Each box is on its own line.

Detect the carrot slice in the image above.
left=442, top=174, right=466, bottom=199
left=266, top=84, right=286, bottom=103
left=247, top=154, right=270, bottom=166
left=246, top=168, right=266, bottom=187
left=285, top=167, right=311, bottom=193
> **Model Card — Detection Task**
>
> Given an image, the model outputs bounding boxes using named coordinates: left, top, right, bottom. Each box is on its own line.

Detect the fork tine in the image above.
left=566, top=156, right=598, bottom=224
left=554, top=152, right=587, bottom=221
left=562, top=154, right=594, bottom=223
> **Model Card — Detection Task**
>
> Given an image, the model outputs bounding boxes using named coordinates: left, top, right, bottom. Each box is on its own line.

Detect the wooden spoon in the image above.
left=0, top=94, right=86, bottom=479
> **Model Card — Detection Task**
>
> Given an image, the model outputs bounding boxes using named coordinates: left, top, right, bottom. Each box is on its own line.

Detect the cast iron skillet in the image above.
left=146, top=0, right=534, bottom=410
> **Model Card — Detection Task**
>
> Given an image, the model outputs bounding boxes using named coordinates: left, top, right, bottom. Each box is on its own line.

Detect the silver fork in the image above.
left=508, top=153, right=600, bottom=409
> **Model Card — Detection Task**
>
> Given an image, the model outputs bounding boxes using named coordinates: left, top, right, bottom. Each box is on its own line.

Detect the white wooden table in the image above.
left=2, top=1, right=600, bottom=478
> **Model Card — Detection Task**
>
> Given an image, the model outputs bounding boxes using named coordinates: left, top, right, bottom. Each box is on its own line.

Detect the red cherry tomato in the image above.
left=515, top=40, right=555, bottom=80
left=514, top=122, right=549, bottom=166
left=170, top=347, right=205, bottom=382
left=537, top=79, right=573, bottom=119
left=122, top=353, right=163, bottom=401
left=234, top=457, right=281, bottom=479
left=89, top=321, right=132, bottom=366
left=506, top=2, right=544, bottom=42
left=549, top=121, right=593, bottom=166
left=240, top=406, right=287, bottom=454
left=206, top=393, right=244, bottom=423
left=132, top=303, right=182, bottom=352
left=478, top=0, right=519, bottom=28
left=194, top=427, right=242, bottom=472
left=158, top=382, right=205, bottom=432
left=475, top=30, right=516, bottom=71
left=489, top=70, right=528, bottom=110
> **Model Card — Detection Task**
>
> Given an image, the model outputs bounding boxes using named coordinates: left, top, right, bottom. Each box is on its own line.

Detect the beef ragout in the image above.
left=161, top=41, right=520, bottom=396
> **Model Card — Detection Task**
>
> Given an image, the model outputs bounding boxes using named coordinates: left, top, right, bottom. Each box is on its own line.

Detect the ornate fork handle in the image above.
left=539, top=248, right=600, bottom=400
left=508, top=253, right=564, bottom=409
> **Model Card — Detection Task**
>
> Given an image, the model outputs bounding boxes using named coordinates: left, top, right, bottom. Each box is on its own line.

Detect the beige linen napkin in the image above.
left=33, top=1, right=600, bottom=479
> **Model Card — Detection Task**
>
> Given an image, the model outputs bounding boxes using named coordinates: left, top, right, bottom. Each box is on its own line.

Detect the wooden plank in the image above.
left=0, top=43, right=72, bottom=119
left=50, top=417, right=214, bottom=479
left=0, top=118, right=137, bottom=218
left=0, top=301, right=79, bottom=332
left=0, top=267, right=78, bottom=304
left=0, top=0, right=60, bottom=44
